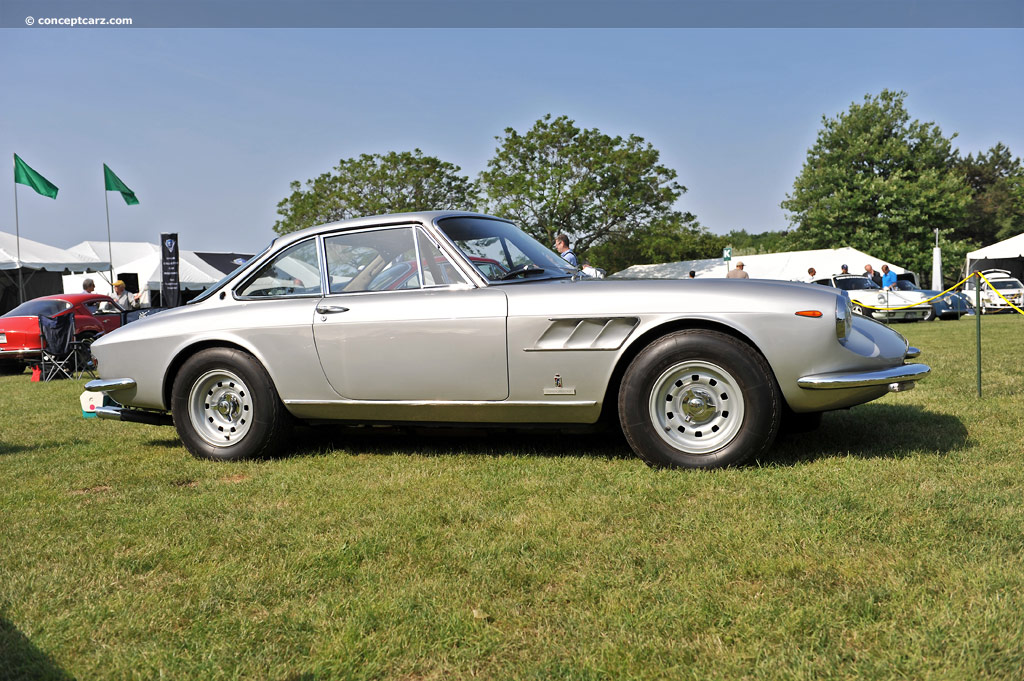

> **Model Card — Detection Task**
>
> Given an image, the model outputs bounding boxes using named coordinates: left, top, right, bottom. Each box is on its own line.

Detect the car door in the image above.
left=312, top=224, right=509, bottom=401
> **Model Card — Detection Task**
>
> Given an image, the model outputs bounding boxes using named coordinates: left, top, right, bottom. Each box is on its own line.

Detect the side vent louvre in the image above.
left=528, top=317, right=639, bottom=351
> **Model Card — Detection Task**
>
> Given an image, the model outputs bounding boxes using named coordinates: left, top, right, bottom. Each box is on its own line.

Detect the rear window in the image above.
left=2, top=299, right=72, bottom=318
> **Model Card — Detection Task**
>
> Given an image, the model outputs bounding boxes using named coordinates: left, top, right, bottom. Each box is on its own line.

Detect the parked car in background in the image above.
left=812, top=274, right=933, bottom=322
left=889, top=280, right=969, bottom=320
left=963, top=269, right=1024, bottom=314
left=0, top=293, right=124, bottom=374
left=86, top=211, right=929, bottom=470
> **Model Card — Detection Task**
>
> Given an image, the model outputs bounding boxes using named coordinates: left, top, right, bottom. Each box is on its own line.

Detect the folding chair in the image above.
left=38, top=313, right=78, bottom=381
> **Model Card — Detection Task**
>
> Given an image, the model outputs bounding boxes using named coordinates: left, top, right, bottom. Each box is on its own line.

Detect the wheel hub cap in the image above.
left=648, top=360, right=745, bottom=455
left=187, top=369, right=254, bottom=448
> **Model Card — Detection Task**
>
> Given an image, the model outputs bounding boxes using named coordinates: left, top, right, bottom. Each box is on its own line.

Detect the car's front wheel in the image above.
left=618, top=330, right=781, bottom=469
left=171, top=347, right=292, bottom=461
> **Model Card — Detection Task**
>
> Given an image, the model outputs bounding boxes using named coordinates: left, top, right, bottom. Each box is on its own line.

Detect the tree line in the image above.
left=274, top=95, right=1024, bottom=281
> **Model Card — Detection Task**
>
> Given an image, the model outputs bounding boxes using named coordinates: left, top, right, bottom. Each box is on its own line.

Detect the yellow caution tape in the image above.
left=855, top=271, right=1024, bottom=316
left=976, top=271, right=1024, bottom=315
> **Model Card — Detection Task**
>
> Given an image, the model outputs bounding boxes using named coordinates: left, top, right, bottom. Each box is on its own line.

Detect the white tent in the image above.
left=965, top=233, right=1024, bottom=281
left=63, top=240, right=226, bottom=298
left=0, top=231, right=109, bottom=272
left=613, top=247, right=912, bottom=282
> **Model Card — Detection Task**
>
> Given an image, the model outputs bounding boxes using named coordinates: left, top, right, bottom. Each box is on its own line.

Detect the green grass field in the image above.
left=2, top=314, right=1023, bottom=680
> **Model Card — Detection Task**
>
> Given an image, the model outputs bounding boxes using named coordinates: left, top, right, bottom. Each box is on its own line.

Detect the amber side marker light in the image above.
left=795, top=310, right=823, bottom=318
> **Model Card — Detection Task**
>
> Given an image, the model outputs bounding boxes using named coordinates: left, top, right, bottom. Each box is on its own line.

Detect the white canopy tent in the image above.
left=0, top=230, right=109, bottom=272
left=965, top=233, right=1024, bottom=283
left=63, top=240, right=227, bottom=303
left=613, top=247, right=912, bottom=282
left=0, top=230, right=110, bottom=313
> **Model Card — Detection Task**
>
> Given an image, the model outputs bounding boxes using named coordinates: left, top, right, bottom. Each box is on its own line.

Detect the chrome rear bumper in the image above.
left=797, top=363, right=930, bottom=390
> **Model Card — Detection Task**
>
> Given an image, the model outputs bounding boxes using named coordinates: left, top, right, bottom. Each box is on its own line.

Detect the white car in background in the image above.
left=813, top=274, right=932, bottom=322
left=964, top=269, right=1024, bottom=314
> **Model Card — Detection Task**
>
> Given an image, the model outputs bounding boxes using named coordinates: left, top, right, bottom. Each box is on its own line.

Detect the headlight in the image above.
left=836, top=294, right=852, bottom=343
left=942, top=295, right=952, bottom=304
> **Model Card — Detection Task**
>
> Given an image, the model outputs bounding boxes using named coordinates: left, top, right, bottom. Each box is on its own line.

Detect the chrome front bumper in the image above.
left=797, top=363, right=930, bottom=391
left=85, top=378, right=136, bottom=392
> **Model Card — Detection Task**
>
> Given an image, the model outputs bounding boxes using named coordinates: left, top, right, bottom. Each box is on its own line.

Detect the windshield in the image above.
left=892, top=280, right=919, bottom=291
left=189, top=243, right=270, bottom=304
left=436, top=216, right=575, bottom=281
left=2, top=299, right=72, bottom=318
left=990, top=279, right=1023, bottom=290
left=834, top=277, right=880, bottom=291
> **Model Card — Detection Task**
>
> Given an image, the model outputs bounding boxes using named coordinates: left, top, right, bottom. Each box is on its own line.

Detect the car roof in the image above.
left=274, top=211, right=509, bottom=248
left=31, top=293, right=113, bottom=305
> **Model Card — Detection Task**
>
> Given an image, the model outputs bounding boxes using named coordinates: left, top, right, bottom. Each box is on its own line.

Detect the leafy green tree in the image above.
left=724, top=228, right=794, bottom=256
left=588, top=221, right=726, bottom=274
left=955, top=143, right=1024, bottom=243
left=478, top=114, right=707, bottom=268
left=781, top=90, right=971, bottom=278
left=274, top=150, right=477, bottom=235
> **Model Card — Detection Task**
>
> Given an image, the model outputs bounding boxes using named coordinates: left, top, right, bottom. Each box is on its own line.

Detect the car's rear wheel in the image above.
left=171, top=347, right=292, bottom=461
left=618, top=330, right=781, bottom=469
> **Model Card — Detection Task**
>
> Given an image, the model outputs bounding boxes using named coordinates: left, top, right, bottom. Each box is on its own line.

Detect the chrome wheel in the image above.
left=648, top=360, right=745, bottom=455
left=188, top=369, right=254, bottom=448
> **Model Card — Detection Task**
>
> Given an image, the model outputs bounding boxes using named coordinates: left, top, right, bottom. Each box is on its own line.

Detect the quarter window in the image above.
left=236, top=239, right=322, bottom=298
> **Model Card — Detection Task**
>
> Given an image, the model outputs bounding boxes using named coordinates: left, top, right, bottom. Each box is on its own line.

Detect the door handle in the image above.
left=316, top=304, right=349, bottom=315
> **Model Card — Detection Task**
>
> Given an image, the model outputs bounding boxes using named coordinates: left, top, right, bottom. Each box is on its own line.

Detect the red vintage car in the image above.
left=0, top=293, right=125, bottom=374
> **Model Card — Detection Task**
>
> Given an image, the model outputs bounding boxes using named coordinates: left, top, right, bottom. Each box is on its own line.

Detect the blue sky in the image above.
left=1, top=28, right=1022, bottom=254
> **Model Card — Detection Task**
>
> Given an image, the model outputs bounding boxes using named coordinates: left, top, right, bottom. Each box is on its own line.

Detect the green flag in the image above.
left=104, top=164, right=139, bottom=205
left=13, top=154, right=58, bottom=199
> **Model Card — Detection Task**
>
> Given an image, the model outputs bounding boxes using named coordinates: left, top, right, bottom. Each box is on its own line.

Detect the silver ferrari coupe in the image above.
left=85, top=212, right=929, bottom=469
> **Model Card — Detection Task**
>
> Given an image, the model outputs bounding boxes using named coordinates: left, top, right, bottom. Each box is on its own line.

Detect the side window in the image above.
left=417, top=229, right=467, bottom=287
left=237, top=239, right=322, bottom=298
left=324, top=227, right=417, bottom=294
left=87, top=300, right=121, bottom=315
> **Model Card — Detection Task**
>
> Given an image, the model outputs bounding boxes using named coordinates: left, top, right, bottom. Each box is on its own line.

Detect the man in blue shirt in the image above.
left=881, top=264, right=898, bottom=289
left=554, top=234, right=578, bottom=268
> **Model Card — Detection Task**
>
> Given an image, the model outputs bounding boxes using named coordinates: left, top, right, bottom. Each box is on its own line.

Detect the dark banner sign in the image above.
left=160, top=232, right=181, bottom=308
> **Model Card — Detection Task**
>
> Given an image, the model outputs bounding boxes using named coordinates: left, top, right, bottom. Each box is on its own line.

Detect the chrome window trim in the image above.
left=232, top=236, right=324, bottom=302
left=316, top=223, right=480, bottom=298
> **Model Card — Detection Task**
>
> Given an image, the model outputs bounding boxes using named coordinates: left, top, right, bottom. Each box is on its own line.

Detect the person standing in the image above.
left=806, top=267, right=817, bottom=282
left=881, top=264, right=897, bottom=289
left=81, top=278, right=95, bottom=294
left=554, top=234, right=578, bottom=268
left=113, top=280, right=140, bottom=310
left=864, top=264, right=883, bottom=287
left=726, top=261, right=749, bottom=279
left=688, top=270, right=696, bottom=279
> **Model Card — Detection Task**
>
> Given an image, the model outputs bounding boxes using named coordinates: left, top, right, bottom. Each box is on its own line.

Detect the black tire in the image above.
left=171, top=347, right=292, bottom=461
left=923, top=307, right=936, bottom=322
left=0, top=361, right=25, bottom=376
left=852, top=304, right=867, bottom=317
left=618, top=330, right=781, bottom=469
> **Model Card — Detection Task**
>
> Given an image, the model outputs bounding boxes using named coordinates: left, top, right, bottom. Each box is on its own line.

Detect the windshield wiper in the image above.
left=499, top=264, right=548, bottom=280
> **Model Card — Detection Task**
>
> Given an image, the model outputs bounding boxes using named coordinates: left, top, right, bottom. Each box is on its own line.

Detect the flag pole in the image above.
left=104, top=176, right=114, bottom=286
left=12, top=154, right=24, bottom=304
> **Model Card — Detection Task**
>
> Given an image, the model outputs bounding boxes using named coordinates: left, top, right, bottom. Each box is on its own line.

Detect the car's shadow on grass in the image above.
left=284, top=424, right=636, bottom=462
left=138, top=404, right=965, bottom=467
left=0, top=615, right=74, bottom=681
left=769, top=403, right=968, bottom=466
